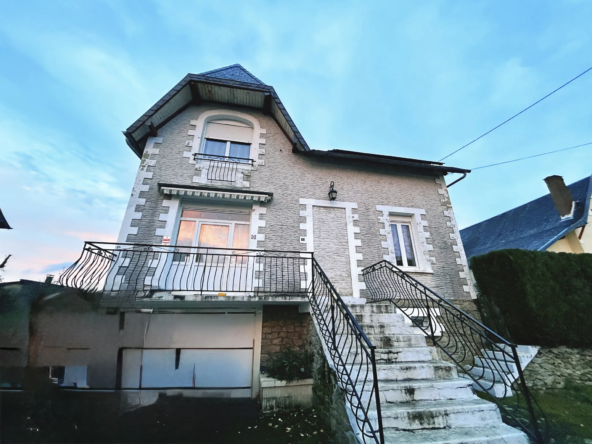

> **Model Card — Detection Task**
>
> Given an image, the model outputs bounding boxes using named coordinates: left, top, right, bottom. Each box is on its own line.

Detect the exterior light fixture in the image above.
left=328, top=181, right=338, bottom=201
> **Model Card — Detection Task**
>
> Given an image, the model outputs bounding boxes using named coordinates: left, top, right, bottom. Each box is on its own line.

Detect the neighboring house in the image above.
left=2, top=65, right=533, bottom=443
left=0, top=208, right=11, bottom=229
left=461, top=175, right=592, bottom=261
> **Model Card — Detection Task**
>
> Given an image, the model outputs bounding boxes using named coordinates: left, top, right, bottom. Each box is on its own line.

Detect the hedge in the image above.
left=471, top=249, right=592, bottom=348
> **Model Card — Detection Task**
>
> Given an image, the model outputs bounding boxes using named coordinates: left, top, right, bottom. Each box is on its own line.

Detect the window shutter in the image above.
left=205, top=122, right=253, bottom=143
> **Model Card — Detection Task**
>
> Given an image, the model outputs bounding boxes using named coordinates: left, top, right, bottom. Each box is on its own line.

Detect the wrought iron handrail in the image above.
left=310, top=258, right=384, bottom=444
left=193, top=153, right=254, bottom=183
left=362, top=260, right=547, bottom=443
left=58, top=242, right=311, bottom=299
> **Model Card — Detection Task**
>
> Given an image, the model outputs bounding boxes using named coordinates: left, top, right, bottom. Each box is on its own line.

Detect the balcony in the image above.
left=193, top=153, right=254, bottom=184
left=58, top=242, right=312, bottom=302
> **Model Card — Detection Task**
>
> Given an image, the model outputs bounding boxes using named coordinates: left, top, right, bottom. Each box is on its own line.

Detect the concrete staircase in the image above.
left=348, top=302, right=529, bottom=444
left=464, top=344, right=539, bottom=398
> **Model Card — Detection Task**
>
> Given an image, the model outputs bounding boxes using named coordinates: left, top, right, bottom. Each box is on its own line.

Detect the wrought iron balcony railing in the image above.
left=58, top=242, right=310, bottom=299
left=193, top=153, right=254, bottom=183
left=362, top=260, right=548, bottom=443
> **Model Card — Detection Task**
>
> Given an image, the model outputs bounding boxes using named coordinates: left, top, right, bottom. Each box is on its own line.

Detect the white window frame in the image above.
left=173, top=210, right=251, bottom=263
left=377, top=205, right=433, bottom=273
left=389, top=217, right=419, bottom=269
left=202, top=138, right=251, bottom=163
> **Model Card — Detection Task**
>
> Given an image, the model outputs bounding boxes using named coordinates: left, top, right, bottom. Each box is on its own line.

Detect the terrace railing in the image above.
left=193, top=153, right=253, bottom=183
left=58, top=242, right=385, bottom=443
left=362, top=260, right=548, bottom=443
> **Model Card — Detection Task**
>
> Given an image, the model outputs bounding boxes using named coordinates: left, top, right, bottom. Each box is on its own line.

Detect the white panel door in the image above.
left=182, top=349, right=253, bottom=388
left=141, top=349, right=194, bottom=388
left=122, top=349, right=142, bottom=388
left=143, top=314, right=256, bottom=349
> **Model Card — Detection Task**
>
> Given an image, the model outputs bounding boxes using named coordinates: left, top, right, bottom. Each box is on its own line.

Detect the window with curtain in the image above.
left=389, top=220, right=417, bottom=268
left=173, top=208, right=251, bottom=262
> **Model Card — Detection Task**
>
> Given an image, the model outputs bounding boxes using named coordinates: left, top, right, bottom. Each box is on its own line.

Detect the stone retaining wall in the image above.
left=524, top=346, right=592, bottom=390
left=308, top=320, right=358, bottom=444
left=260, top=305, right=311, bottom=366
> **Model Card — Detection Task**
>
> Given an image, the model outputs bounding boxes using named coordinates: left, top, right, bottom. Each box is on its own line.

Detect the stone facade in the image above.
left=121, top=102, right=474, bottom=300
left=260, top=305, right=311, bottom=366
left=524, top=347, right=592, bottom=390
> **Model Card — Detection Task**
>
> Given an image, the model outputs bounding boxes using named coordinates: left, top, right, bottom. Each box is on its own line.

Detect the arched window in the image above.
left=202, top=119, right=253, bottom=163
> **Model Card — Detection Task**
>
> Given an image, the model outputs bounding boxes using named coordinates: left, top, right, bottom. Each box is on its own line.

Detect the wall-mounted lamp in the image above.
left=328, top=181, right=338, bottom=201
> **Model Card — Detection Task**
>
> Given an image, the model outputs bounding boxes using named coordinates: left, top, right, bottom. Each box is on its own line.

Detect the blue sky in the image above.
left=1, top=0, right=591, bottom=282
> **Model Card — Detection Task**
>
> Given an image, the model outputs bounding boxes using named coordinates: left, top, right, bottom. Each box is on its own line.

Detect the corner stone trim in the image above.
left=117, top=137, right=163, bottom=243
left=435, top=177, right=476, bottom=298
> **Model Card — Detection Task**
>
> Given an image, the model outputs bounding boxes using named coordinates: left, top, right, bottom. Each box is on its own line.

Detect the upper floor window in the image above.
left=202, top=120, right=253, bottom=163
left=389, top=217, right=417, bottom=268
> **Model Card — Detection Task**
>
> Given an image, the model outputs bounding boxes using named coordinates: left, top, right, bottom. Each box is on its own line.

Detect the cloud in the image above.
left=40, top=262, right=73, bottom=274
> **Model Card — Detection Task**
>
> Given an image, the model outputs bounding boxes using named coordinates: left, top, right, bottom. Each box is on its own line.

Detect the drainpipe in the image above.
left=447, top=172, right=467, bottom=188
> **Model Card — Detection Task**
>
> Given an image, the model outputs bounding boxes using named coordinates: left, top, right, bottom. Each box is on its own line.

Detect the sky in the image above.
left=1, top=0, right=591, bottom=282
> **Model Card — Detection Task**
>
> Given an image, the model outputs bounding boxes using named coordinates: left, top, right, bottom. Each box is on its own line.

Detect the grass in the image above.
left=477, top=383, right=592, bottom=443
left=0, top=387, right=329, bottom=443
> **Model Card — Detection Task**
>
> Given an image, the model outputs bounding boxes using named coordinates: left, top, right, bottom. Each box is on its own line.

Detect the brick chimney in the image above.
left=544, top=175, right=574, bottom=218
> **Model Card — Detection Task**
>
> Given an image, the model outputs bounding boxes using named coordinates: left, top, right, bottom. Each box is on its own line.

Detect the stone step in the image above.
left=360, top=378, right=476, bottom=404
left=353, top=312, right=408, bottom=325
left=346, top=346, right=439, bottom=364
left=347, top=361, right=458, bottom=382
left=355, top=322, right=423, bottom=335
left=373, top=398, right=502, bottom=431
left=348, top=303, right=396, bottom=314
left=474, top=357, right=518, bottom=374
left=465, top=365, right=516, bottom=385
left=383, top=424, right=529, bottom=443
left=336, top=333, right=427, bottom=349
left=459, top=374, right=514, bottom=398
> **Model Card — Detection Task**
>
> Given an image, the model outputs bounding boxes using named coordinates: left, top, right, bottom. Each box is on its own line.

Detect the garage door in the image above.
left=121, top=313, right=256, bottom=396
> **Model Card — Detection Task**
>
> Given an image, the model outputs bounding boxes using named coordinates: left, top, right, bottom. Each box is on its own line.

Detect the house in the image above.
left=461, top=175, right=592, bottom=261
left=4, top=65, right=535, bottom=443
left=0, top=208, right=11, bottom=229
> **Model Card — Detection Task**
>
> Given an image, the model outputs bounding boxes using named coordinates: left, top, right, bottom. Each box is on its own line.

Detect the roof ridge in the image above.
left=197, top=63, right=265, bottom=85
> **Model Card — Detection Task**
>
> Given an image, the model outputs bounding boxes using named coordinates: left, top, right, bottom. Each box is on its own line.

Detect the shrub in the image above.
left=265, top=348, right=314, bottom=383
left=471, top=249, right=592, bottom=347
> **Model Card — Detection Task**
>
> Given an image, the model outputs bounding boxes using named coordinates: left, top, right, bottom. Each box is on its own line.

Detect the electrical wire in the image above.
left=439, top=65, right=592, bottom=162
left=471, top=142, right=592, bottom=170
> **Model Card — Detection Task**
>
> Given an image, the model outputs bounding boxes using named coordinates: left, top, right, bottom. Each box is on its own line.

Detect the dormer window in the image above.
left=202, top=120, right=253, bottom=163
left=204, top=139, right=250, bottom=163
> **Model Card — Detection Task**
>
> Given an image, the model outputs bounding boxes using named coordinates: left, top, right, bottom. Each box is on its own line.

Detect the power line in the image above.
left=439, top=65, right=592, bottom=162
left=471, top=142, right=592, bottom=170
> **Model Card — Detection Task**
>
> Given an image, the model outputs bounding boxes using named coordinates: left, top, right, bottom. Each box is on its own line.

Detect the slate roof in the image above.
left=198, top=64, right=266, bottom=85
left=461, top=175, right=592, bottom=261
left=304, top=149, right=470, bottom=174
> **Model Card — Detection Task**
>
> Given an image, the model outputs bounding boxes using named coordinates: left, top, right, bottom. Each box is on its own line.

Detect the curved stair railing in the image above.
left=362, top=260, right=548, bottom=444
left=310, top=258, right=384, bottom=444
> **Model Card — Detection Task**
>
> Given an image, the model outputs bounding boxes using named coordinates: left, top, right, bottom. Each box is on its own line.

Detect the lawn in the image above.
left=477, top=383, right=592, bottom=444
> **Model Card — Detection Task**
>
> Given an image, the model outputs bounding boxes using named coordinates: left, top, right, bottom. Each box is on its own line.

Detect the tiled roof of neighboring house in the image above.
left=461, top=175, right=592, bottom=261
left=0, top=208, right=11, bottom=229
left=198, top=64, right=266, bottom=85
